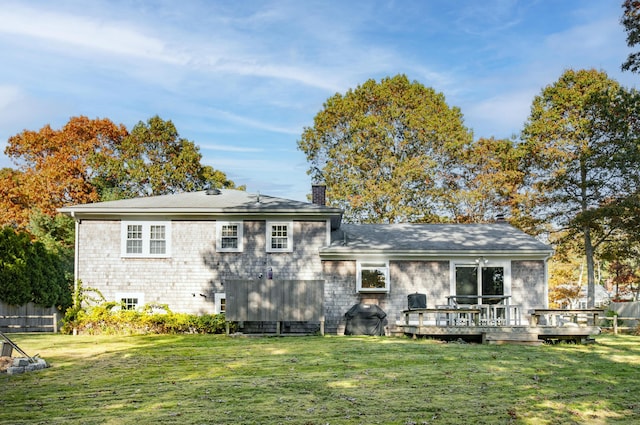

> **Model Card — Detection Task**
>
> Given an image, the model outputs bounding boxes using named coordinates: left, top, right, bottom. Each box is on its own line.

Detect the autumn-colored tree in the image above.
left=3, top=116, right=128, bottom=225
left=2, top=115, right=244, bottom=228
left=298, top=74, right=472, bottom=223
left=547, top=253, right=585, bottom=308
left=608, top=261, right=638, bottom=301
left=0, top=168, right=30, bottom=228
left=521, top=69, right=640, bottom=307
left=439, top=137, right=525, bottom=223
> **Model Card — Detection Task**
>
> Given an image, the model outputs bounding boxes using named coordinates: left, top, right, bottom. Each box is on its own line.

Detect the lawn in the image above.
left=1, top=333, right=639, bottom=425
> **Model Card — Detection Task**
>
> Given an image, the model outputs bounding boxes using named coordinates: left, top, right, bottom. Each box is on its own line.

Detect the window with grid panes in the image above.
left=126, top=224, right=143, bottom=254
left=216, top=222, right=243, bottom=252
left=121, top=222, right=171, bottom=257
left=266, top=221, right=293, bottom=252
left=121, top=297, right=139, bottom=310
left=149, top=225, right=166, bottom=254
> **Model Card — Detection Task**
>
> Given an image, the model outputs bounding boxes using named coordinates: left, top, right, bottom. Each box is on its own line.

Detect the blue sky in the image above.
left=0, top=0, right=636, bottom=202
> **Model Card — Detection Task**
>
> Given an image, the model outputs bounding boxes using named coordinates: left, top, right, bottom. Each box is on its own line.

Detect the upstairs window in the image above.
left=216, top=222, right=243, bottom=252
left=357, top=261, right=390, bottom=293
left=126, top=224, right=143, bottom=254
left=266, top=221, right=293, bottom=253
left=149, top=225, right=166, bottom=254
left=121, top=221, right=171, bottom=258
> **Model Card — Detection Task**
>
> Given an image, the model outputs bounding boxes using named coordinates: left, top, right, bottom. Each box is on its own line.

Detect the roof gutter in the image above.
left=319, top=248, right=554, bottom=261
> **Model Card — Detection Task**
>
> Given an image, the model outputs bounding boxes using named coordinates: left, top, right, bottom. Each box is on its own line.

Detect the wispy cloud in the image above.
left=0, top=3, right=349, bottom=92
left=198, top=143, right=264, bottom=153
left=0, top=5, right=181, bottom=64
left=205, top=108, right=302, bottom=135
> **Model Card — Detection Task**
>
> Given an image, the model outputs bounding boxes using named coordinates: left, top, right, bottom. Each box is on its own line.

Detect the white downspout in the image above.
left=72, top=212, right=79, bottom=299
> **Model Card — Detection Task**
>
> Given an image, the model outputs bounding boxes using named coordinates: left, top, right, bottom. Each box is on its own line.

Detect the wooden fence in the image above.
left=604, top=302, right=640, bottom=334
left=0, top=302, right=59, bottom=333
left=599, top=316, right=637, bottom=334
left=225, top=279, right=324, bottom=334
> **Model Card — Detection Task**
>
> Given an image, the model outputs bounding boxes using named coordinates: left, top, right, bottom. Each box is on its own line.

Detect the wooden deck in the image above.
left=399, top=308, right=604, bottom=344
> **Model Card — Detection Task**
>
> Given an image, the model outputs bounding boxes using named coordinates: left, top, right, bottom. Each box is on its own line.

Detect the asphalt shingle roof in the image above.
left=323, top=223, right=551, bottom=256
left=59, top=189, right=343, bottom=216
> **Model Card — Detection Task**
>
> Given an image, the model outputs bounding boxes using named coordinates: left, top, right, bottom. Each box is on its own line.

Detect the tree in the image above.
left=0, top=227, right=31, bottom=305
left=0, top=168, right=30, bottom=228
left=0, top=226, right=70, bottom=307
left=439, top=137, right=525, bottom=223
left=622, top=0, right=640, bottom=73
left=521, top=69, right=640, bottom=307
left=2, top=115, right=243, bottom=227
left=608, top=260, right=638, bottom=301
left=3, top=116, right=128, bottom=224
left=298, top=74, right=472, bottom=223
left=103, top=115, right=242, bottom=198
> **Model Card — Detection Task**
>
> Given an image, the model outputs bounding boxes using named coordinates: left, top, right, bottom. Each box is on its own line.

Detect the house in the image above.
left=59, top=186, right=553, bottom=335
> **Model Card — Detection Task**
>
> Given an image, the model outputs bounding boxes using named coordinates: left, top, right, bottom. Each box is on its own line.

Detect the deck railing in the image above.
left=529, top=309, right=604, bottom=327
left=402, top=304, right=522, bottom=327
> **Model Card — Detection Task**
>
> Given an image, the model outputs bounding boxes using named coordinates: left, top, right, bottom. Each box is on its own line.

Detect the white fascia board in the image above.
left=319, top=249, right=553, bottom=261
left=59, top=209, right=340, bottom=221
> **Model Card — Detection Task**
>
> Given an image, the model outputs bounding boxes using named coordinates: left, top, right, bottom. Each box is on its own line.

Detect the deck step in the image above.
left=482, top=332, right=542, bottom=345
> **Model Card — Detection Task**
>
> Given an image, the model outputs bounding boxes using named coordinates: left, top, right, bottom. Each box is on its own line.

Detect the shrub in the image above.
left=0, top=226, right=72, bottom=308
left=61, top=300, right=233, bottom=335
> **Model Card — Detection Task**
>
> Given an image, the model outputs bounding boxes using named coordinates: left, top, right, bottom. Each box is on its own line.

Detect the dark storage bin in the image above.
left=408, top=293, right=427, bottom=310
left=344, top=304, right=387, bottom=336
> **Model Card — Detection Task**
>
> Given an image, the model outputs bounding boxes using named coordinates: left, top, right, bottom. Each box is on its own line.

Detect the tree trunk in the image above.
left=584, top=226, right=596, bottom=308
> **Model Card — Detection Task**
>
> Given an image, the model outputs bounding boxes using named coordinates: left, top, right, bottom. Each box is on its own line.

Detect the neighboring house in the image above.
left=574, top=285, right=611, bottom=309
left=59, top=186, right=553, bottom=335
left=553, top=284, right=611, bottom=309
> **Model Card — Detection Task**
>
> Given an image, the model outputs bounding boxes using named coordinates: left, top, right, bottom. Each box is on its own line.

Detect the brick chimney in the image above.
left=311, top=185, right=326, bottom=206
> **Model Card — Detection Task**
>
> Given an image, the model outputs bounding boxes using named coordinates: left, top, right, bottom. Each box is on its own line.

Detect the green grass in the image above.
left=1, top=334, right=639, bottom=425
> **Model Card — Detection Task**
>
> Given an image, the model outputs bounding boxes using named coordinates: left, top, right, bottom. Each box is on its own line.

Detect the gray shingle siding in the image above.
left=64, top=189, right=552, bottom=335
left=77, top=219, right=327, bottom=315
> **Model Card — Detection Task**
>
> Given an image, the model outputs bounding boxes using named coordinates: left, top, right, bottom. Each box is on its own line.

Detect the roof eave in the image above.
left=319, top=248, right=554, bottom=261
left=59, top=207, right=343, bottom=220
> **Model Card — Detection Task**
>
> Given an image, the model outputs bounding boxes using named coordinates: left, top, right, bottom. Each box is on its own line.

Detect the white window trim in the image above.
left=116, top=292, right=144, bottom=310
left=214, top=293, right=226, bottom=314
left=266, top=221, right=293, bottom=253
left=449, top=259, right=511, bottom=298
left=121, top=221, right=171, bottom=258
left=216, top=221, right=244, bottom=252
left=357, top=260, right=390, bottom=293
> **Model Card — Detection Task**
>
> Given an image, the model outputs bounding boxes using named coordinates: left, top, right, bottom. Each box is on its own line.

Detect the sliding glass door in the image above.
left=453, top=262, right=508, bottom=304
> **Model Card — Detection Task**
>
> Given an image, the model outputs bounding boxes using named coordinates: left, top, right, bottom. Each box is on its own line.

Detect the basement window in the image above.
left=116, top=293, right=144, bottom=310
